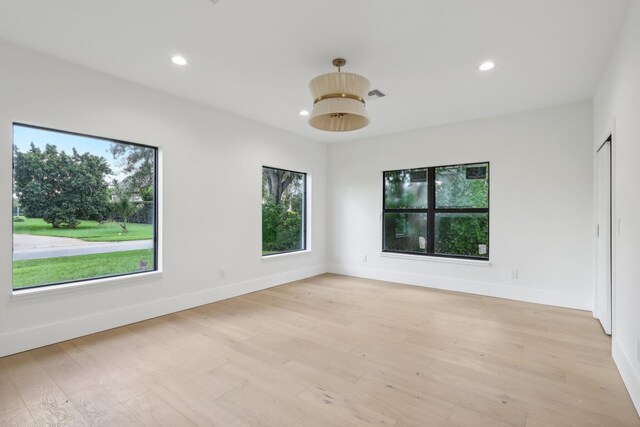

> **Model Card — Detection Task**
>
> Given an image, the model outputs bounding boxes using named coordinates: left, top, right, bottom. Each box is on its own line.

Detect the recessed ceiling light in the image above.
left=299, top=110, right=309, bottom=117
left=171, top=55, right=188, bottom=66
left=479, top=61, right=495, bottom=71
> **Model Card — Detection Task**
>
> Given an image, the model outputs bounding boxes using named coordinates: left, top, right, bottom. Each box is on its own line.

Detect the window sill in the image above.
left=262, top=249, right=311, bottom=261
left=379, top=252, right=491, bottom=267
left=11, top=270, right=162, bottom=300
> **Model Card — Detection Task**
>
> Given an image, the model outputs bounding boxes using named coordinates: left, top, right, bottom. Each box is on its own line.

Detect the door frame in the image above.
left=595, top=136, right=612, bottom=334
left=594, top=120, right=616, bottom=338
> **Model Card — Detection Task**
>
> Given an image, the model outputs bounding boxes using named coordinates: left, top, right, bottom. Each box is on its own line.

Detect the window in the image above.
left=383, top=162, right=489, bottom=259
left=262, top=166, right=306, bottom=255
left=12, top=123, right=158, bottom=290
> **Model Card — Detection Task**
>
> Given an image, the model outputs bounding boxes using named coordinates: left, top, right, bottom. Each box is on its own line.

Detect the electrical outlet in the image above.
left=362, top=254, right=367, bottom=263
left=511, top=269, right=519, bottom=279
left=219, top=269, right=225, bottom=280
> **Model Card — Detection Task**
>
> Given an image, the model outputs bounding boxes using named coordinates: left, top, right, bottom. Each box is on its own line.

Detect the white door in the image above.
left=595, top=139, right=612, bottom=335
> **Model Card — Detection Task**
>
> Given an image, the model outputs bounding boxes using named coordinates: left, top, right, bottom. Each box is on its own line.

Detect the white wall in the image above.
left=327, top=102, right=594, bottom=310
left=0, top=41, right=327, bottom=357
left=593, top=0, right=640, bottom=415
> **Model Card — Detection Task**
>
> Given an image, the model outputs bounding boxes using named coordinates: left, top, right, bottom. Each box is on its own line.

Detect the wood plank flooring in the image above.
left=1, top=274, right=639, bottom=426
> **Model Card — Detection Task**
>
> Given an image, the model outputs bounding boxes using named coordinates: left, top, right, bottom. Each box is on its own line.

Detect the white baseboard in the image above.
left=0, top=264, right=326, bottom=357
left=613, top=338, right=640, bottom=418
left=328, top=264, right=591, bottom=310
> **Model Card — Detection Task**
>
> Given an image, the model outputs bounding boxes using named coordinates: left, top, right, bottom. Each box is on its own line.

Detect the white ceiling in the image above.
left=0, top=0, right=631, bottom=143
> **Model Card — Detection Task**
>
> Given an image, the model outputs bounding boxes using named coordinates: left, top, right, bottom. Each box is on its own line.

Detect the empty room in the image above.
left=1, top=0, right=640, bottom=426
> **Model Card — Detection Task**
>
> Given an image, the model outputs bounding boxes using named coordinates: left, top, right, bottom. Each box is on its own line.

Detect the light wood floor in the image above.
left=1, top=274, right=639, bottom=427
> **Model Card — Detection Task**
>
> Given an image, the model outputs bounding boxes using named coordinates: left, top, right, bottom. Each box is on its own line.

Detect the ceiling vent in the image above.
left=367, top=89, right=386, bottom=100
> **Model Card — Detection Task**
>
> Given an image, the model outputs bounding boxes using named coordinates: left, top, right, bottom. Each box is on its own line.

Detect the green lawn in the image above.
left=13, top=249, right=154, bottom=289
left=13, top=218, right=153, bottom=242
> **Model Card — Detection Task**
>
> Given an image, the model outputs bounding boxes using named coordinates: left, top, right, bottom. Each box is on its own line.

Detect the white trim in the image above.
left=380, top=251, right=490, bottom=267
left=613, top=338, right=640, bottom=418
left=0, top=264, right=326, bottom=357
left=610, top=119, right=618, bottom=337
left=11, top=271, right=162, bottom=300
left=306, top=173, right=313, bottom=252
left=328, top=263, right=590, bottom=310
left=156, top=145, right=164, bottom=285
left=262, top=249, right=312, bottom=261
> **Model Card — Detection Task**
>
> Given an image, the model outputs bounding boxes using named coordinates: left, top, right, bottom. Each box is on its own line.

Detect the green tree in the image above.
left=262, top=168, right=304, bottom=252
left=263, top=168, right=295, bottom=205
left=434, top=165, right=489, bottom=256
left=14, top=143, right=112, bottom=228
left=108, top=182, right=143, bottom=233
left=109, top=142, right=154, bottom=191
left=262, top=200, right=303, bottom=252
left=434, top=213, right=488, bottom=256
left=384, top=169, right=428, bottom=209
left=435, top=165, right=488, bottom=208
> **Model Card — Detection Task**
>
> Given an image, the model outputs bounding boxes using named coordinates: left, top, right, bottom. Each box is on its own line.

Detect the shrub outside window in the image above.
left=262, top=166, right=306, bottom=256
left=383, top=162, right=489, bottom=260
left=12, top=123, right=158, bottom=290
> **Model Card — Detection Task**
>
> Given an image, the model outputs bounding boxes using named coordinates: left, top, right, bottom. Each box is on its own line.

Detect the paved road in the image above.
left=14, top=234, right=97, bottom=250
left=13, top=235, right=153, bottom=261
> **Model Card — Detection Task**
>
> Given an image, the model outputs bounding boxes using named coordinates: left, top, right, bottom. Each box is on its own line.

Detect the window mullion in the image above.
left=427, top=167, right=435, bottom=255
left=433, top=208, right=489, bottom=214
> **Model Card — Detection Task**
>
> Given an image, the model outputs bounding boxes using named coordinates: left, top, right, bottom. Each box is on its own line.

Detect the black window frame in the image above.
left=11, top=122, right=159, bottom=291
left=383, top=161, right=490, bottom=260
left=261, top=165, right=307, bottom=257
